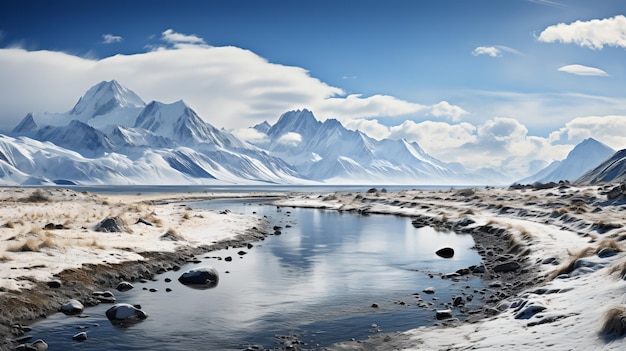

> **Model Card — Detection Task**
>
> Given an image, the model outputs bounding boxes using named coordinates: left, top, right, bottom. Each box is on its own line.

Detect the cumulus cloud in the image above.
left=429, top=101, right=468, bottom=122
left=472, top=46, right=501, bottom=57
left=159, top=29, right=209, bottom=49
left=557, top=64, right=608, bottom=76
left=315, top=94, right=428, bottom=122
left=101, top=34, right=123, bottom=44
left=549, top=115, right=626, bottom=149
left=538, top=15, right=626, bottom=49
left=231, top=127, right=269, bottom=144
left=277, top=132, right=302, bottom=147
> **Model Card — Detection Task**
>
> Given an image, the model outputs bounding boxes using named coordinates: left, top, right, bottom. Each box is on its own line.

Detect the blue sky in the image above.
left=1, top=0, right=625, bottom=172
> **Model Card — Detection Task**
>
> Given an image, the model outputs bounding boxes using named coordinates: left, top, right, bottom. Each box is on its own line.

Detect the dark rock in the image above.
left=598, top=247, right=620, bottom=258
left=46, top=279, right=62, bottom=288
left=105, top=303, right=148, bottom=324
left=72, top=332, right=87, bottom=341
left=493, top=261, right=521, bottom=273
left=95, top=216, right=127, bottom=233
left=436, top=309, right=453, bottom=320
left=453, top=296, right=464, bottom=306
left=135, top=218, right=154, bottom=226
left=15, top=339, right=48, bottom=351
left=435, top=247, right=455, bottom=258
left=43, top=223, right=55, bottom=230
left=371, top=303, right=379, bottom=308
left=238, top=250, right=247, bottom=256
left=224, top=256, right=233, bottom=262
left=422, top=287, right=436, bottom=294
left=178, top=266, right=219, bottom=288
left=60, top=299, right=84, bottom=315
left=92, top=291, right=116, bottom=303
left=472, top=265, right=486, bottom=274
left=115, top=281, right=134, bottom=292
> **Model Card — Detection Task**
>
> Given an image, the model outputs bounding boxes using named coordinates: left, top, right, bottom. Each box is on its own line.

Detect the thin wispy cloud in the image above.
left=538, top=15, right=626, bottom=49
left=558, top=64, right=608, bottom=76
left=472, top=45, right=522, bottom=58
left=101, top=34, right=123, bottom=44
left=527, top=0, right=566, bottom=8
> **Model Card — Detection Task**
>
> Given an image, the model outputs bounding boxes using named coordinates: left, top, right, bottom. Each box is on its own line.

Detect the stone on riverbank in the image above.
left=178, top=266, right=219, bottom=288
left=59, top=299, right=83, bottom=315
left=105, top=304, right=148, bottom=324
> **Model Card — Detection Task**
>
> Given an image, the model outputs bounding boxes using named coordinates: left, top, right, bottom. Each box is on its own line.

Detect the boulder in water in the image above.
left=435, top=247, right=455, bottom=258
left=178, top=266, right=219, bottom=289
left=60, top=299, right=84, bottom=315
left=105, top=303, right=148, bottom=324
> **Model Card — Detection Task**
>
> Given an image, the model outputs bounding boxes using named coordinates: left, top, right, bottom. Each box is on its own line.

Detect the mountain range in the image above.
left=0, top=80, right=623, bottom=186
left=517, top=138, right=615, bottom=184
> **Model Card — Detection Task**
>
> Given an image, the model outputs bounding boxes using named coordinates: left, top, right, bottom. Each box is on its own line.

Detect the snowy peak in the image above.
left=519, top=138, right=615, bottom=184
left=266, top=109, right=321, bottom=139
left=134, top=100, right=238, bottom=147
left=577, top=149, right=626, bottom=184
left=12, top=113, right=38, bottom=133
left=70, top=80, right=145, bottom=119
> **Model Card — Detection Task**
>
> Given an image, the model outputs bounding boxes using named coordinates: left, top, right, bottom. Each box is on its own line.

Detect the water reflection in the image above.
left=28, top=199, right=482, bottom=350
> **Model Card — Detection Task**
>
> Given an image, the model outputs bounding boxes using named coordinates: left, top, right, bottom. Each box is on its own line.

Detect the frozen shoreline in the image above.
left=2, top=184, right=626, bottom=350
left=273, top=185, right=626, bottom=350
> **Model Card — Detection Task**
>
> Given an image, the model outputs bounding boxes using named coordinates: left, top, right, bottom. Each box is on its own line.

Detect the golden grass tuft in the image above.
left=7, top=238, right=42, bottom=252
left=0, top=252, right=12, bottom=262
left=550, top=246, right=595, bottom=279
left=608, top=258, right=626, bottom=279
left=599, top=306, right=626, bottom=337
left=182, top=212, right=191, bottom=220
left=596, top=239, right=623, bottom=253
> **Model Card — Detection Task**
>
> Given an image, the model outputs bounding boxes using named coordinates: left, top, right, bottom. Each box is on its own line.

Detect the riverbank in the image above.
left=2, top=184, right=626, bottom=350
left=0, top=188, right=274, bottom=350
left=273, top=184, right=626, bottom=350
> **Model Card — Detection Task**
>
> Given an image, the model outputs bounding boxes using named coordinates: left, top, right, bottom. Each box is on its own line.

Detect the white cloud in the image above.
left=472, top=46, right=501, bottom=57
left=429, top=101, right=468, bottom=122
left=315, top=94, right=428, bottom=122
left=557, top=64, right=608, bottom=76
left=277, top=132, right=302, bottom=147
left=102, top=34, right=123, bottom=44
left=538, top=15, right=626, bottom=49
left=160, top=29, right=208, bottom=49
left=231, top=128, right=269, bottom=144
left=1, top=30, right=445, bottom=133
left=549, top=115, right=626, bottom=150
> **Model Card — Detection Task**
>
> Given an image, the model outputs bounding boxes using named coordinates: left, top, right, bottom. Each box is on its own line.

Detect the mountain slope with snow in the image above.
left=518, top=138, right=615, bottom=184
left=3, top=80, right=303, bottom=185
left=576, top=149, right=626, bottom=184
left=253, top=109, right=487, bottom=185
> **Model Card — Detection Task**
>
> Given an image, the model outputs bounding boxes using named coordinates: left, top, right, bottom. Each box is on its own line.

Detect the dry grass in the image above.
left=608, top=258, right=626, bottom=279
left=7, top=238, right=43, bottom=252
left=0, top=252, right=12, bottom=262
left=182, top=212, right=191, bottom=220
left=599, top=306, right=626, bottom=337
left=24, top=189, right=50, bottom=203
left=596, top=239, right=623, bottom=253
left=550, top=246, right=595, bottom=278
left=4, top=221, right=15, bottom=229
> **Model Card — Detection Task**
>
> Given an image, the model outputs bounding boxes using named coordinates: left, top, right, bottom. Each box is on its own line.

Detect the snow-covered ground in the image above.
left=0, top=188, right=268, bottom=292
left=2, top=184, right=626, bottom=350
left=273, top=184, right=626, bottom=350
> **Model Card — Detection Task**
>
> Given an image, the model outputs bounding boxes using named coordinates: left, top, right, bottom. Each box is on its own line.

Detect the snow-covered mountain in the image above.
left=4, top=80, right=303, bottom=185
left=576, top=149, right=626, bottom=184
left=518, top=138, right=615, bottom=184
left=251, top=109, right=486, bottom=185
